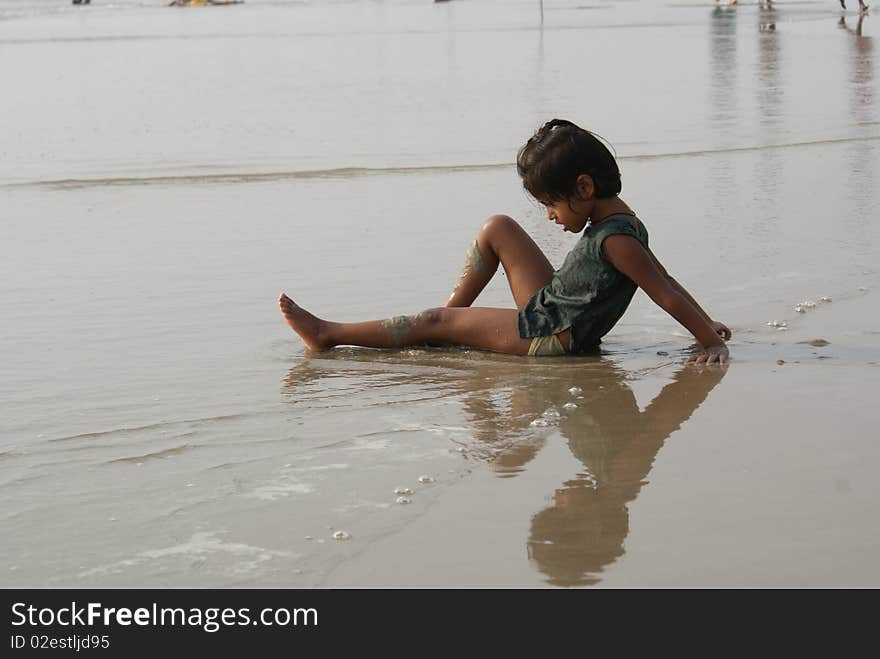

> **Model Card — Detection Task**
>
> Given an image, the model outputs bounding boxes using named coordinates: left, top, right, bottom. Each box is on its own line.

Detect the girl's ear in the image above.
left=575, top=174, right=595, bottom=200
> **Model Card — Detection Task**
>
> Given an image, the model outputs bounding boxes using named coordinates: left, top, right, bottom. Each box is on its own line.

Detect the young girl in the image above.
left=279, top=119, right=730, bottom=364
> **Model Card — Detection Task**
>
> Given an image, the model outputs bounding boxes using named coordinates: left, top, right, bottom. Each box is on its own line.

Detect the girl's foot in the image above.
left=278, top=293, right=333, bottom=351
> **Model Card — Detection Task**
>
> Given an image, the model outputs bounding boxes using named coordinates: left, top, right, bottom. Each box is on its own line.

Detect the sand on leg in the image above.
left=446, top=214, right=555, bottom=310
left=279, top=294, right=536, bottom=355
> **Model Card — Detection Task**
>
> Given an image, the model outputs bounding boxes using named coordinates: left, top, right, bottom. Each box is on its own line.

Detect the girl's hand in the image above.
left=710, top=320, right=732, bottom=341
left=686, top=343, right=729, bottom=365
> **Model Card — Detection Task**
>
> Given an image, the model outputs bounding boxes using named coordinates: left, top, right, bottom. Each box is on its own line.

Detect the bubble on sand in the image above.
left=394, top=487, right=414, bottom=495
left=395, top=496, right=412, bottom=505
left=332, top=531, right=351, bottom=541
left=767, top=320, right=787, bottom=328
left=418, top=475, right=435, bottom=484
left=794, top=305, right=806, bottom=314
left=304, top=536, right=313, bottom=541
left=568, top=387, right=583, bottom=396
left=562, top=402, right=578, bottom=410
left=819, top=296, right=832, bottom=303
left=530, top=407, right=561, bottom=427
left=803, top=300, right=817, bottom=309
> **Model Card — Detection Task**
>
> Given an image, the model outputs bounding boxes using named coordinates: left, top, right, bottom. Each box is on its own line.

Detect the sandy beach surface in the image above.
left=1, top=0, right=878, bottom=587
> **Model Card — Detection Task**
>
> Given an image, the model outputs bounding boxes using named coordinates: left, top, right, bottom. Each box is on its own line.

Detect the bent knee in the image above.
left=480, top=214, right=521, bottom=236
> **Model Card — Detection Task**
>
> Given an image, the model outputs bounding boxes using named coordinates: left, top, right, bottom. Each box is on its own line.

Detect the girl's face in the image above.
left=539, top=175, right=595, bottom=234
left=541, top=197, right=592, bottom=233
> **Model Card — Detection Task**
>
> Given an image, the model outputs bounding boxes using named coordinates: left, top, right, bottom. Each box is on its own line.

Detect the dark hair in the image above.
left=516, top=119, right=621, bottom=202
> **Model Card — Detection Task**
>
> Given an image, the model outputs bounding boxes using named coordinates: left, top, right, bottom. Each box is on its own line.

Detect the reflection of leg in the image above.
left=446, top=214, right=554, bottom=310
left=280, top=294, right=532, bottom=354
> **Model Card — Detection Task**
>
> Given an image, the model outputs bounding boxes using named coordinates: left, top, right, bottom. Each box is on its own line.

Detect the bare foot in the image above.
left=278, top=293, right=333, bottom=351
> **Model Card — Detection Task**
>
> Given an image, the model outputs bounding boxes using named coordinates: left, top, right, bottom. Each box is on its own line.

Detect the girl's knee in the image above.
left=416, top=307, right=447, bottom=327
left=481, top=214, right=520, bottom=236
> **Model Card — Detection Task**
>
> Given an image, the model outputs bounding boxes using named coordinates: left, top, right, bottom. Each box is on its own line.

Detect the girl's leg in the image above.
left=446, top=214, right=555, bottom=310
left=279, top=294, right=534, bottom=355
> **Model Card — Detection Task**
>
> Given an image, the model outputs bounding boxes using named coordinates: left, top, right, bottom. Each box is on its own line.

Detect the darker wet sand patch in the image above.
left=799, top=339, right=831, bottom=347
left=106, top=444, right=194, bottom=464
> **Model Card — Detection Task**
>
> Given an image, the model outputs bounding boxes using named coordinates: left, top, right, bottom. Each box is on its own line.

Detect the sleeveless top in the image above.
left=518, top=215, right=649, bottom=354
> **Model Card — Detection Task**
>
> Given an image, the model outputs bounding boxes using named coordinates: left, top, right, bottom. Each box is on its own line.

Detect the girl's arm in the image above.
left=602, top=235, right=729, bottom=364
left=644, top=247, right=731, bottom=340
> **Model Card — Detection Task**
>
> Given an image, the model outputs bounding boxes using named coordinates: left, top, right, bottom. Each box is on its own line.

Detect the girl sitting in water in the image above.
left=279, top=119, right=731, bottom=364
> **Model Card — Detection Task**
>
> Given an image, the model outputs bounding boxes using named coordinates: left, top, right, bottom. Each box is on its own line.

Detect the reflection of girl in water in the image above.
left=526, top=365, right=726, bottom=587
left=279, top=339, right=725, bottom=586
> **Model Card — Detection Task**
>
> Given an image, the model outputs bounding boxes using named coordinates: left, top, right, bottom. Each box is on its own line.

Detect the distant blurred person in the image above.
left=169, top=0, right=243, bottom=6
left=839, top=0, right=869, bottom=14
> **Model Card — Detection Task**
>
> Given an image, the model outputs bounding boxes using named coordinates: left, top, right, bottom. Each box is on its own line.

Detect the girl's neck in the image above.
left=589, top=196, right=634, bottom=225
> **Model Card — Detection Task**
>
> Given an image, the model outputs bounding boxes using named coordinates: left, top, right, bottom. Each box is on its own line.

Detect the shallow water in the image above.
left=1, top=0, right=879, bottom=586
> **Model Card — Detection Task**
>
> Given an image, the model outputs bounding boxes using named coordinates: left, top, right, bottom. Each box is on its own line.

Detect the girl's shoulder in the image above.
left=584, top=215, right=649, bottom=252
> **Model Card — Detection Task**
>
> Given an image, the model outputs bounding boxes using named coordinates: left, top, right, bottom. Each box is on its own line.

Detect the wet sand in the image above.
left=324, top=360, right=880, bottom=587
left=1, top=0, right=879, bottom=587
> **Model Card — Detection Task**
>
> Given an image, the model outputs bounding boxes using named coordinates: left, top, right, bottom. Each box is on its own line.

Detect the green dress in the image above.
left=518, top=215, right=649, bottom=354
